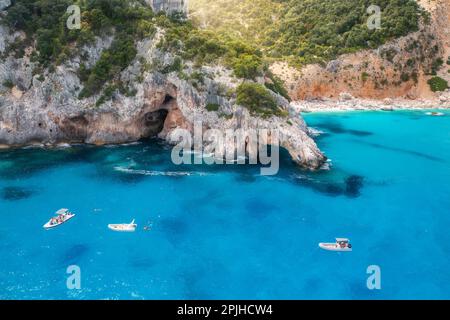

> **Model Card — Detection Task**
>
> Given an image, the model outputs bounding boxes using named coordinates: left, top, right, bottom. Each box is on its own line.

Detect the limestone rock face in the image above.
left=0, top=25, right=326, bottom=170
left=146, top=0, right=188, bottom=14
left=339, top=92, right=354, bottom=102
left=0, top=25, right=8, bottom=52
left=0, top=0, right=11, bottom=11
left=270, top=0, right=450, bottom=102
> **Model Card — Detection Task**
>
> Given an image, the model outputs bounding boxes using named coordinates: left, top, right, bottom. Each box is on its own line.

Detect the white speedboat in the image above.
left=425, top=112, right=445, bottom=117
left=319, top=238, right=352, bottom=252
left=108, top=219, right=137, bottom=232
left=43, top=209, right=75, bottom=229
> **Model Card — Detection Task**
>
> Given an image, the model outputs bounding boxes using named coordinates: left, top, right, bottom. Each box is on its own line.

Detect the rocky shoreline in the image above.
left=292, top=92, right=450, bottom=113
left=0, top=24, right=327, bottom=170
left=2, top=0, right=449, bottom=170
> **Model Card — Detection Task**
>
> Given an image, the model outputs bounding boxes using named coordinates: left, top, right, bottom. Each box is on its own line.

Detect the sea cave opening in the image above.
left=142, top=109, right=169, bottom=138
left=140, top=94, right=175, bottom=139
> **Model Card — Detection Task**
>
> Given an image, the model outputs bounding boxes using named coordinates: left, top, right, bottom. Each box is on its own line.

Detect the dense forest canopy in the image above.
left=1, top=0, right=431, bottom=109
left=3, top=0, right=428, bottom=69
left=190, top=0, right=427, bottom=64
left=2, top=0, right=157, bottom=97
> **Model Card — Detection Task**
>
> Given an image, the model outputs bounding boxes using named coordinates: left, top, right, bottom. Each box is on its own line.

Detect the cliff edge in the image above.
left=0, top=4, right=325, bottom=170
left=270, top=0, right=450, bottom=104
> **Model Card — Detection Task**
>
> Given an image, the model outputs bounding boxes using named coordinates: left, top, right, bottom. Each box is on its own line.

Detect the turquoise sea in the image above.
left=0, top=110, right=449, bottom=299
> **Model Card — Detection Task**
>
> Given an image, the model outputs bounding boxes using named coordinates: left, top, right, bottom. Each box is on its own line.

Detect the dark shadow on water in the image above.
left=129, top=256, right=156, bottom=269
left=302, top=277, right=323, bottom=296
left=235, top=173, right=257, bottom=183
left=0, top=146, right=106, bottom=180
left=289, top=172, right=365, bottom=199
left=313, top=121, right=373, bottom=136
left=1, top=186, right=37, bottom=201
left=179, top=268, right=215, bottom=299
left=0, top=142, right=155, bottom=181
left=0, top=141, right=368, bottom=199
left=60, top=244, right=89, bottom=265
left=349, top=280, right=383, bottom=300
left=245, top=198, right=279, bottom=219
left=292, top=176, right=342, bottom=197
left=159, top=218, right=189, bottom=245
left=345, top=175, right=364, bottom=198
left=0, top=149, right=67, bottom=179
left=349, top=139, right=445, bottom=162
left=182, top=189, right=224, bottom=211
left=272, top=148, right=366, bottom=198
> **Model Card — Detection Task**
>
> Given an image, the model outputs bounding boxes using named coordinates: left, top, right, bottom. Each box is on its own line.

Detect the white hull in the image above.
left=108, top=221, right=137, bottom=232
left=319, top=243, right=352, bottom=252
left=43, top=214, right=75, bottom=229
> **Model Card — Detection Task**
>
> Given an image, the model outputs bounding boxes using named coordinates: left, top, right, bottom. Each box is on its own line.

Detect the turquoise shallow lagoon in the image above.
left=0, top=110, right=450, bottom=299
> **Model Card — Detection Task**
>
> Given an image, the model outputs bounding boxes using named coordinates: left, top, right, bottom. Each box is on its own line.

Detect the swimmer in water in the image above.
left=143, top=221, right=153, bottom=231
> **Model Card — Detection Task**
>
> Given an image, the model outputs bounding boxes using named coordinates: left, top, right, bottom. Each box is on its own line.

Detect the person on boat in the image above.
left=337, top=239, right=350, bottom=248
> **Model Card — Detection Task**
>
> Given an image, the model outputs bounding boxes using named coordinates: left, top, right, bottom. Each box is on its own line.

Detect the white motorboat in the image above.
left=108, top=219, right=137, bottom=232
left=43, top=209, right=75, bottom=229
left=319, top=238, right=352, bottom=252
left=425, top=112, right=445, bottom=117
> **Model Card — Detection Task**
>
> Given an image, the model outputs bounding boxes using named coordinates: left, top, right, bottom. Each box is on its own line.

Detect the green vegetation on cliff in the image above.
left=427, top=76, right=449, bottom=92
left=4, top=0, right=426, bottom=75
left=3, top=0, right=155, bottom=97
left=191, top=0, right=427, bottom=65
left=4, top=0, right=155, bottom=64
left=236, top=82, right=286, bottom=118
left=2, top=0, right=429, bottom=114
left=157, top=16, right=265, bottom=80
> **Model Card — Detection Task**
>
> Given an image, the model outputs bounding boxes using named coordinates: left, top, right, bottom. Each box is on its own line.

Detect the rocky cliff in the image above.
left=0, top=20, right=325, bottom=170
left=270, top=0, right=450, bottom=103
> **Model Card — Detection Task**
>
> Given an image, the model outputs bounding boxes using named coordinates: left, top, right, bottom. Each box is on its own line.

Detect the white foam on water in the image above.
left=105, top=142, right=142, bottom=148
left=113, top=166, right=212, bottom=177
left=309, top=127, right=325, bottom=136
left=290, top=173, right=316, bottom=182
left=22, top=144, right=45, bottom=149
left=321, top=161, right=332, bottom=170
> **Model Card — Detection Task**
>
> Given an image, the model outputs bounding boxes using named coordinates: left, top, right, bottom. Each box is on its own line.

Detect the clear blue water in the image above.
left=1, top=110, right=450, bottom=300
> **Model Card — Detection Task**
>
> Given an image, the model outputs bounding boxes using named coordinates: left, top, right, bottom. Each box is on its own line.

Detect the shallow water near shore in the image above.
left=1, top=110, right=450, bottom=299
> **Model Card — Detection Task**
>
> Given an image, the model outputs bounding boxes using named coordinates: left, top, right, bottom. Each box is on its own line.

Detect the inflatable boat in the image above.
left=43, top=209, right=75, bottom=229
left=319, top=238, right=353, bottom=252
left=108, top=219, right=137, bottom=232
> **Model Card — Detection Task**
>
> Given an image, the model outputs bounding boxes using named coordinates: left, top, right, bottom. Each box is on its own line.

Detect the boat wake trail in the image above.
left=113, top=166, right=212, bottom=177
